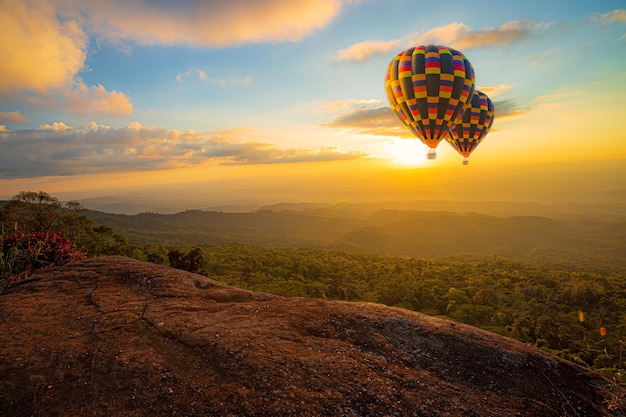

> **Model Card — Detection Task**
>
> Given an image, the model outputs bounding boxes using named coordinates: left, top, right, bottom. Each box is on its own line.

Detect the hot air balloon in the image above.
left=385, top=45, right=475, bottom=159
left=446, top=90, right=495, bottom=165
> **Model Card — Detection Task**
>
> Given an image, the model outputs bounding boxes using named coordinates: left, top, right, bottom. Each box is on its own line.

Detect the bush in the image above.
left=1, top=232, right=85, bottom=290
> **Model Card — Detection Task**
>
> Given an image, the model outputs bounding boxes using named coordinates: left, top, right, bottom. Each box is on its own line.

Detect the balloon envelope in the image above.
left=385, top=45, right=475, bottom=156
left=446, top=90, right=495, bottom=164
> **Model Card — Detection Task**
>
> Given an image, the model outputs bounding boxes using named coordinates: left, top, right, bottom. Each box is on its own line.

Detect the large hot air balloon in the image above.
left=446, top=90, right=494, bottom=165
left=385, top=45, right=475, bottom=159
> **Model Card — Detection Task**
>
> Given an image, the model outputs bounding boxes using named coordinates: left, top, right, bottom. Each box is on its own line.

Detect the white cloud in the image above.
left=176, top=68, right=252, bottom=86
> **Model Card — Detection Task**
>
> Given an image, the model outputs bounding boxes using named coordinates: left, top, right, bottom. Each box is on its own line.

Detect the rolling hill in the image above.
left=84, top=205, right=626, bottom=269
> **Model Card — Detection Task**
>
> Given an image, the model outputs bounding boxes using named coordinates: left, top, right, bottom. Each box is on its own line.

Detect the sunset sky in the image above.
left=1, top=0, right=625, bottom=212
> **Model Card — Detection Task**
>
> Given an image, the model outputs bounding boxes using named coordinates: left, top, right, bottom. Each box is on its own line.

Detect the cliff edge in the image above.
left=1, top=256, right=623, bottom=416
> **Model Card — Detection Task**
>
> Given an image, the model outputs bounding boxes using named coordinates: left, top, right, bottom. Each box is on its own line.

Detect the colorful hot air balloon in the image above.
left=385, top=45, right=475, bottom=159
left=446, top=90, right=495, bottom=165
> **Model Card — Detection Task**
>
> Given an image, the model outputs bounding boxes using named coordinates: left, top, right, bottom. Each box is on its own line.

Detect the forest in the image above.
left=1, top=191, right=625, bottom=385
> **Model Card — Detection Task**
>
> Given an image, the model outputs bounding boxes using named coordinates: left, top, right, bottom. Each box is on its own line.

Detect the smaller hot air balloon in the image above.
left=446, top=90, right=494, bottom=165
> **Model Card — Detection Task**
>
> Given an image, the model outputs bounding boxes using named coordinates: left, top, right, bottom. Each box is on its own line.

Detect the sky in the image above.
left=1, top=0, right=625, bottom=212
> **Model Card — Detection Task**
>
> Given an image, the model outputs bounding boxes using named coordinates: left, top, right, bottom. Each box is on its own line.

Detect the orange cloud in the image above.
left=452, top=20, right=535, bottom=50
left=333, top=40, right=399, bottom=62
left=594, top=9, right=626, bottom=24
left=0, top=111, right=29, bottom=124
left=335, top=20, right=540, bottom=62
left=322, top=99, right=382, bottom=113
left=55, top=0, right=346, bottom=47
left=1, top=0, right=133, bottom=117
left=0, top=122, right=364, bottom=178
left=62, top=83, right=133, bottom=117
left=479, top=85, right=513, bottom=98
left=408, top=22, right=471, bottom=47
left=0, top=0, right=86, bottom=94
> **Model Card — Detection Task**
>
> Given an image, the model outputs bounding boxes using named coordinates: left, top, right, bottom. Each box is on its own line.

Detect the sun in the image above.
left=384, top=139, right=428, bottom=166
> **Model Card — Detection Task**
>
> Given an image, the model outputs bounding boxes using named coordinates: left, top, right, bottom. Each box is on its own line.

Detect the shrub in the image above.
left=1, top=231, right=85, bottom=290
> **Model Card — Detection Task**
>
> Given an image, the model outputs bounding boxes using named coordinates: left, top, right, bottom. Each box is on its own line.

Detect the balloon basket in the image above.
left=462, top=158, right=469, bottom=165
left=427, top=150, right=437, bottom=160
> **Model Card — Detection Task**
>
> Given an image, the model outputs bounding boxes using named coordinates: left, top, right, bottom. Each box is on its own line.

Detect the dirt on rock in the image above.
left=0, top=256, right=624, bottom=416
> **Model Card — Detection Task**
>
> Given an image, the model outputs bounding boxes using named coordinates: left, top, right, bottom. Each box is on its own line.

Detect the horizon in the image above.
left=2, top=158, right=621, bottom=216
left=1, top=1, right=625, bottom=210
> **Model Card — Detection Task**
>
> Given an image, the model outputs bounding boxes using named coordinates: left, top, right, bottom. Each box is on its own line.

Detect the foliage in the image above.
left=1, top=191, right=134, bottom=257
left=1, top=231, right=85, bottom=290
left=2, top=191, right=626, bottom=384
left=153, top=243, right=625, bottom=384
left=1, top=191, right=63, bottom=233
left=80, top=205, right=626, bottom=270
left=167, top=247, right=203, bottom=274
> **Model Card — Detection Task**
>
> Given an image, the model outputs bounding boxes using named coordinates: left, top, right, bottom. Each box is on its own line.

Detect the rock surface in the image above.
left=0, top=256, right=624, bottom=416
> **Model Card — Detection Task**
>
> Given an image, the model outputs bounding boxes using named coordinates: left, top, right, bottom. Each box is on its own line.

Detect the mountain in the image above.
left=1, top=257, right=623, bottom=416
left=84, top=206, right=626, bottom=268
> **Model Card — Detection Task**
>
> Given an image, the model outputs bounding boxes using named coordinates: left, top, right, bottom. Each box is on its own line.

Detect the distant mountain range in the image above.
left=83, top=203, right=626, bottom=269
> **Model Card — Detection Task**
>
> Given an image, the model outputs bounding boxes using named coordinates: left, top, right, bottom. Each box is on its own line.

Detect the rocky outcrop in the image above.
left=0, top=256, right=623, bottom=416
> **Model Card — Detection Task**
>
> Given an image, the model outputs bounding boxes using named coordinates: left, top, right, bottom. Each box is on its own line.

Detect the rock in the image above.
left=0, top=256, right=623, bottom=416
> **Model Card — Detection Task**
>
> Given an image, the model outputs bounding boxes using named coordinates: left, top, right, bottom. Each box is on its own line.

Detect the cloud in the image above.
left=323, top=106, right=414, bottom=138
left=492, top=99, right=528, bottom=119
left=176, top=69, right=209, bottom=83
left=0, top=0, right=86, bottom=95
left=451, top=20, right=536, bottom=50
left=407, top=22, right=472, bottom=47
left=0, top=122, right=363, bottom=178
left=334, top=20, right=540, bottom=62
left=478, top=85, right=513, bottom=98
left=322, top=99, right=383, bottom=113
left=54, top=0, right=346, bottom=47
left=39, top=121, right=73, bottom=131
left=0, top=111, right=29, bottom=124
left=333, top=40, right=399, bottom=62
left=176, top=68, right=252, bottom=86
left=593, top=9, right=626, bottom=24
left=61, top=82, right=134, bottom=117
left=322, top=94, right=528, bottom=135
left=220, top=145, right=364, bottom=166
left=1, top=0, right=133, bottom=117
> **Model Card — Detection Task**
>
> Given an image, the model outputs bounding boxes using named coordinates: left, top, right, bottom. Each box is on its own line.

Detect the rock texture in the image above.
left=0, top=256, right=623, bottom=417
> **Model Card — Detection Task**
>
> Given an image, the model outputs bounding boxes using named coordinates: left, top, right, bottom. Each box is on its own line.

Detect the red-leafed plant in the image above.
left=1, top=231, right=86, bottom=289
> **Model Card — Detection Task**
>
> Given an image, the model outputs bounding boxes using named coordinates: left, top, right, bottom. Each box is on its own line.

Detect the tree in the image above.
left=168, top=248, right=204, bottom=273
left=2, top=191, right=62, bottom=233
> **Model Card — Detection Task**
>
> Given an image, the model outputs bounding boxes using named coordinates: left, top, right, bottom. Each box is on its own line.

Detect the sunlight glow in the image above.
left=384, top=139, right=428, bottom=166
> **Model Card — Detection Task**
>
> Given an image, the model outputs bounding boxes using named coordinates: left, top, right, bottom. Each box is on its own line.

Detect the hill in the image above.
left=1, top=257, right=623, bottom=416
left=84, top=206, right=626, bottom=268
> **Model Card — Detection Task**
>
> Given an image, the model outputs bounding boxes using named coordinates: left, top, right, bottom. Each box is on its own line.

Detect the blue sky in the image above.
left=1, top=0, right=625, bottom=209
